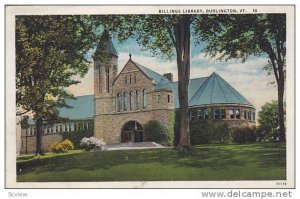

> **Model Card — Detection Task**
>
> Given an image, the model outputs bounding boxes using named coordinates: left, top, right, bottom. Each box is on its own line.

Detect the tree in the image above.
left=258, top=101, right=282, bottom=142
left=16, top=15, right=97, bottom=155
left=195, top=14, right=286, bottom=142
left=101, top=15, right=201, bottom=150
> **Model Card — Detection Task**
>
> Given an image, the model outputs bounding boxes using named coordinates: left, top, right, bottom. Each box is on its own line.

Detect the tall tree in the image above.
left=195, top=14, right=286, bottom=142
left=102, top=15, right=197, bottom=150
left=16, top=15, right=97, bottom=155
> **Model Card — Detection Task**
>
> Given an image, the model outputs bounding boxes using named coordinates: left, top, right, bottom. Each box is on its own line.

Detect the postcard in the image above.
left=5, top=5, right=295, bottom=188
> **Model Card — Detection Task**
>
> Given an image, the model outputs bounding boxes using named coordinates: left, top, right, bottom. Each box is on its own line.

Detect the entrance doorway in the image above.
left=121, top=121, right=143, bottom=143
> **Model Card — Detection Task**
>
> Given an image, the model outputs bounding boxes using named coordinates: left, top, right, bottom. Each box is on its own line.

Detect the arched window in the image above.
left=142, top=89, right=147, bottom=109
left=130, top=74, right=132, bottom=84
left=136, top=90, right=139, bottom=110
left=123, top=92, right=127, bottom=111
left=116, top=93, right=121, bottom=112
left=107, top=66, right=110, bottom=92
left=129, top=91, right=133, bottom=110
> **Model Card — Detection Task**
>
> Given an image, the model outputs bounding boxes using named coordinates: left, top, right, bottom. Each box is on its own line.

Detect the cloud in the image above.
left=65, top=65, right=94, bottom=96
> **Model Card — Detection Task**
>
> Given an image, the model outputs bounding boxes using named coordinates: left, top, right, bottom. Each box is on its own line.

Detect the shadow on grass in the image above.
left=17, top=143, right=286, bottom=179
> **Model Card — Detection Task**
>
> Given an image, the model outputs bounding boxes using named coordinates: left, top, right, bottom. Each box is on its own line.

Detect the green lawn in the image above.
left=17, top=143, right=286, bottom=182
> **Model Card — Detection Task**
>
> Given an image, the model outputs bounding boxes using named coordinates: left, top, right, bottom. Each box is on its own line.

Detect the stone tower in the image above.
left=93, top=30, right=118, bottom=140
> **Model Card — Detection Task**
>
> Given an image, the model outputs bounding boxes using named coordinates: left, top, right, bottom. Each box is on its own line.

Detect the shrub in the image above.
left=143, top=120, right=174, bottom=146
left=230, top=126, right=257, bottom=144
left=50, top=139, right=74, bottom=153
left=190, top=120, right=230, bottom=145
left=80, top=137, right=106, bottom=151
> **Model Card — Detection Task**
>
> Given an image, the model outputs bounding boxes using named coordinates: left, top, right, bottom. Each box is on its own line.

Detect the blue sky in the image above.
left=67, top=33, right=277, bottom=113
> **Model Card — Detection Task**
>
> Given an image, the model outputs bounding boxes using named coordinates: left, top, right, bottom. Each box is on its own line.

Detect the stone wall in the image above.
left=95, top=109, right=174, bottom=144
left=20, top=131, right=63, bottom=154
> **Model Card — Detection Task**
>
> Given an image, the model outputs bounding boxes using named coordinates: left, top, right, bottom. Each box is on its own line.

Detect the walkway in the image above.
left=104, top=142, right=165, bottom=151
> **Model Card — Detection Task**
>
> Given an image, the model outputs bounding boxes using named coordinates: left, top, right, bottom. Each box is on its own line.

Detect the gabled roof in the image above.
left=188, top=72, right=253, bottom=107
left=133, top=61, right=170, bottom=85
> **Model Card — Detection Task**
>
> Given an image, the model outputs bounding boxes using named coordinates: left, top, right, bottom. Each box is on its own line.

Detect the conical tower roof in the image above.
left=94, top=30, right=118, bottom=58
left=189, top=72, right=253, bottom=106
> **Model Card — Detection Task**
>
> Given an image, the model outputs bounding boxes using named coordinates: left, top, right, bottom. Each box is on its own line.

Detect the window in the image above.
left=65, top=124, right=69, bottom=132
left=230, top=109, right=235, bottom=119
left=248, top=111, right=251, bottom=120
left=156, top=95, right=161, bottom=103
left=189, top=111, right=195, bottom=121
left=198, top=109, right=203, bottom=120
left=47, top=126, right=51, bottom=134
left=136, top=91, right=139, bottom=110
left=244, top=110, right=247, bottom=119
left=123, top=92, right=127, bottom=111
left=142, top=89, right=147, bottom=109
left=236, top=109, right=240, bottom=119
left=252, top=112, right=256, bottom=121
left=214, top=109, right=220, bottom=119
left=107, top=67, right=110, bottom=92
left=116, top=93, right=121, bottom=112
left=69, top=123, right=73, bottom=132
left=129, top=91, right=133, bottom=110
left=205, top=109, right=210, bottom=119
left=130, top=74, right=132, bottom=84
left=56, top=125, right=59, bottom=133
left=221, top=109, right=226, bottom=119
left=134, top=74, right=137, bottom=83
left=84, top=122, right=89, bottom=130
left=27, top=128, right=31, bottom=136
left=167, top=94, right=170, bottom=103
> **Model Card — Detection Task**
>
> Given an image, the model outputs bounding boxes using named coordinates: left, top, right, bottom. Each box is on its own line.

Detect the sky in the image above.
left=66, top=35, right=278, bottom=113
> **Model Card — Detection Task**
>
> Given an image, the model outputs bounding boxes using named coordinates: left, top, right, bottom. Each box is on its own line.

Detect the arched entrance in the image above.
left=121, top=121, right=143, bottom=143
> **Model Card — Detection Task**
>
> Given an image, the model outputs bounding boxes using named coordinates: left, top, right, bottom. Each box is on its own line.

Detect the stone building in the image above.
left=93, top=31, right=255, bottom=144
left=19, top=31, right=255, bottom=153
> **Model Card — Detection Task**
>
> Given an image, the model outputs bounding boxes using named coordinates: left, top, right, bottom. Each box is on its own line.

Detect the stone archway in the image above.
left=121, top=121, right=143, bottom=143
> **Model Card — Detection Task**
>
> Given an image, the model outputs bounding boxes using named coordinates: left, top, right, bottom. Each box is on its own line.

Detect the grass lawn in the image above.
left=17, top=143, right=286, bottom=182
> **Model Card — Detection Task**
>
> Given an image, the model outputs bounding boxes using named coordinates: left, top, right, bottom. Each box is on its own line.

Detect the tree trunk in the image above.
left=35, top=117, right=44, bottom=155
left=173, top=16, right=191, bottom=150
left=277, top=66, right=285, bottom=142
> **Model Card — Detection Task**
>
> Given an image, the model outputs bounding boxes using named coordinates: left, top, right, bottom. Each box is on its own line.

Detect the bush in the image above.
left=190, top=120, right=230, bottom=145
left=80, top=137, right=106, bottom=151
left=143, top=120, right=174, bottom=146
left=230, top=126, right=257, bottom=144
left=50, top=139, right=74, bottom=153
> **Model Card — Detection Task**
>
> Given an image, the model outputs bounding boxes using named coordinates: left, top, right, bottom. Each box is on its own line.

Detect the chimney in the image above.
left=163, top=73, right=173, bottom=82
